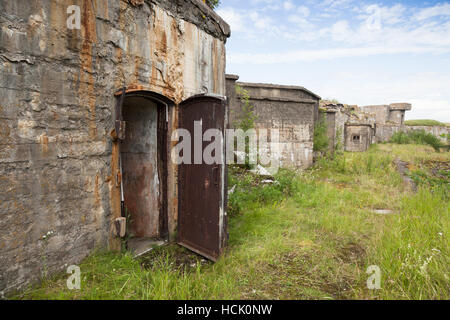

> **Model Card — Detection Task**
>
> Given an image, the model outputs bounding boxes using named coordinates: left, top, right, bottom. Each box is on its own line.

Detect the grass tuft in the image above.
left=405, top=119, right=449, bottom=127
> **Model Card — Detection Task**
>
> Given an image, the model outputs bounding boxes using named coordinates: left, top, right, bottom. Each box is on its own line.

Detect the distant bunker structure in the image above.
left=320, top=102, right=375, bottom=153
left=0, top=0, right=230, bottom=294
left=344, top=124, right=374, bottom=152
left=361, top=103, right=411, bottom=143
left=226, top=74, right=321, bottom=169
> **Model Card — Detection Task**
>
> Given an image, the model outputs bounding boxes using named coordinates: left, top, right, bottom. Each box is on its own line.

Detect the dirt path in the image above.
left=394, top=159, right=417, bottom=192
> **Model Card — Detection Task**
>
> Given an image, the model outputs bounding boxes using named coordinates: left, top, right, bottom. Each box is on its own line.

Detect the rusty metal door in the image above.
left=178, top=95, right=227, bottom=261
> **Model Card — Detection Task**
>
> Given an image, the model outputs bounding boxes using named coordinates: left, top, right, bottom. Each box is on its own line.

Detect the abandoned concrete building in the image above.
left=320, top=102, right=376, bottom=152
left=225, top=74, right=321, bottom=169
left=0, top=0, right=230, bottom=294
left=361, top=103, right=411, bottom=143
left=344, top=123, right=374, bottom=152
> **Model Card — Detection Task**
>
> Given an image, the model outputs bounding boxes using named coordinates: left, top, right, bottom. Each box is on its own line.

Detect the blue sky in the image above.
left=217, top=0, right=450, bottom=121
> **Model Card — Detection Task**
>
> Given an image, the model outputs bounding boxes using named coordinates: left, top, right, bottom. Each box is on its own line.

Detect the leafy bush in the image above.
left=390, top=130, right=445, bottom=152
left=313, top=112, right=329, bottom=152
left=231, top=85, right=258, bottom=169
left=233, top=85, right=257, bottom=131
left=335, top=127, right=344, bottom=154
left=227, top=167, right=299, bottom=217
left=204, top=0, right=220, bottom=9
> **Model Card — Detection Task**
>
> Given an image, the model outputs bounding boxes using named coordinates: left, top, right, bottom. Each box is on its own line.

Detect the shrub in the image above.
left=205, top=0, right=220, bottom=9
left=233, top=85, right=257, bottom=132
left=231, top=85, right=258, bottom=169
left=227, top=167, right=299, bottom=217
left=390, top=130, right=445, bottom=152
left=313, top=112, right=329, bottom=152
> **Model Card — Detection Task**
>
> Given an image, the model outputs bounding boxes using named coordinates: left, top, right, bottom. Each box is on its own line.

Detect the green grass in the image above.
left=13, top=144, right=449, bottom=300
left=405, top=119, right=449, bottom=127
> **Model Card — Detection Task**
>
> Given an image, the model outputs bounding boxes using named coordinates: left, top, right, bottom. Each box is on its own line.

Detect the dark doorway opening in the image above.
left=120, top=93, right=170, bottom=256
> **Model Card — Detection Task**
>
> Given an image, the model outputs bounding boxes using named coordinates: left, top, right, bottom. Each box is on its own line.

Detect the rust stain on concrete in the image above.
left=39, top=133, right=49, bottom=154
left=79, top=0, right=98, bottom=140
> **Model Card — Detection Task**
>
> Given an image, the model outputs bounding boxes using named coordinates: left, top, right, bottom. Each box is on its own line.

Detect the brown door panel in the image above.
left=177, top=95, right=226, bottom=261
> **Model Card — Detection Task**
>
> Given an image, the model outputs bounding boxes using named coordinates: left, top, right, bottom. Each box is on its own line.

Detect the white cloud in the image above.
left=297, top=6, right=310, bottom=17
left=224, top=1, right=450, bottom=121
left=216, top=7, right=245, bottom=32
left=406, top=99, right=450, bottom=121
left=358, top=4, right=405, bottom=29
left=283, top=1, right=295, bottom=11
left=250, top=0, right=275, bottom=4
left=288, top=15, right=311, bottom=29
left=415, top=3, right=450, bottom=21
left=249, top=12, right=274, bottom=30
left=321, top=0, right=354, bottom=10
left=329, top=20, right=352, bottom=40
left=228, top=46, right=450, bottom=64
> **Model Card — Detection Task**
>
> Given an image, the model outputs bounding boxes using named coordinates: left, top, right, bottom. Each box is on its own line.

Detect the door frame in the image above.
left=114, top=89, right=174, bottom=240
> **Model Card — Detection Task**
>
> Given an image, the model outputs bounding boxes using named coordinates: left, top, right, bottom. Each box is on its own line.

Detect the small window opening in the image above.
left=352, top=135, right=361, bottom=142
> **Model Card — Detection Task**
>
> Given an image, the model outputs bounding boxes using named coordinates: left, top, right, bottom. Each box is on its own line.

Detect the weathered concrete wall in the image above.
left=405, top=126, right=449, bottom=142
left=325, top=111, right=336, bottom=153
left=320, top=102, right=375, bottom=152
left=361, top=103, right=410, bottom=126
left=374, top=124, right=402, bottom=143
left=226, top=75, right=320, bottom=169
left=374, top=125, right=449, bottom=143
left=333, top=109, right=349, bottom=151
left=0, top=0, right=229, bottom=294
left=389, top=110, right=405, bottom=125
left=361, top=105, right=390, bottom=125
left=359, top=103, right=411, bottom=143
left=344, top=125, right=373, bottom=152
left=225, top=74, right=239, bottom=129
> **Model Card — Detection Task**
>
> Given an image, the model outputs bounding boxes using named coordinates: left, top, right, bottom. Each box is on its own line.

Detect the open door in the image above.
left=177, top=94, right=227, bottom=261
left=117, top=91, right=171, bottom=256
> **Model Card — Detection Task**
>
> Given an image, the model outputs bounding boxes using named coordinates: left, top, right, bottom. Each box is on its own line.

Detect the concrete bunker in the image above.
left=0, top=0, right=231, bottom=294
left=225, top=74, right=321, bottom=169
left=345, top=124, right=373, bottom=152
left=320, top=101, right=376, bottom=153
left=360, top=103, right=412, bottom=143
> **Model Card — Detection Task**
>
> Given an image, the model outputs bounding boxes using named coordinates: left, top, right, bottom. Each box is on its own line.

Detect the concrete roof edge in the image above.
left=361, top=105, right=389, bottom=108
left=226, top=74, right=240, bottom=80
left=389, top=103, right=412, bottom=111
left=190, top=0, right=231, bottom=37
left=148, top=0, right=230, bottom=39
left=346, top=123, right=373, bottom=127
left=236, top=81, right=321, bottom=100
left=245, top=96, right=318, bottom=104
